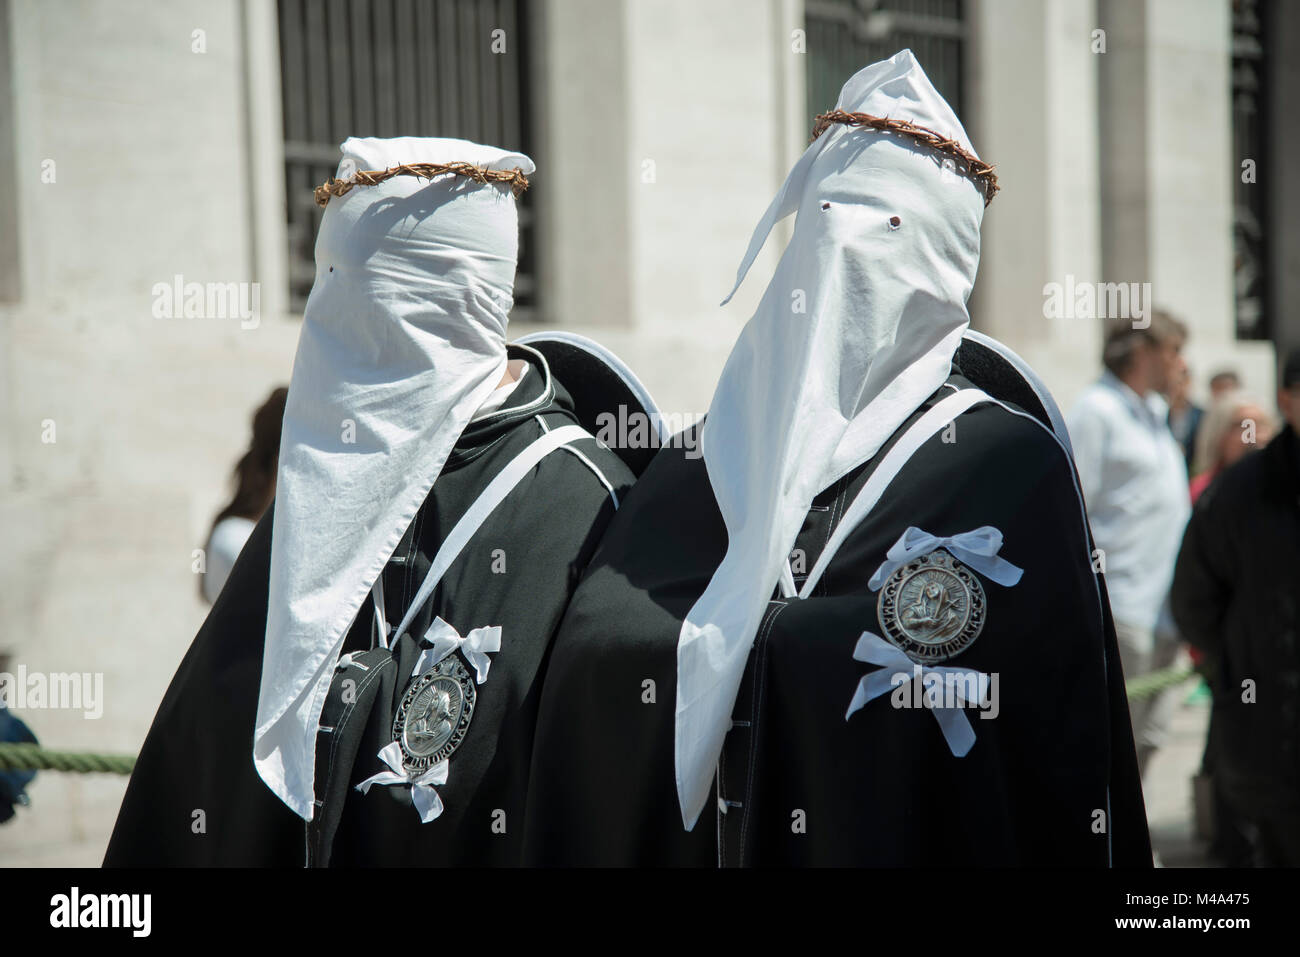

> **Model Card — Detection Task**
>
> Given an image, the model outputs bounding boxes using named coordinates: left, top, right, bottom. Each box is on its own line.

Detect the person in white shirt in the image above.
left=1068, top=311, right=1191, bottom=779
left=201, top=387, right=288, bottom=604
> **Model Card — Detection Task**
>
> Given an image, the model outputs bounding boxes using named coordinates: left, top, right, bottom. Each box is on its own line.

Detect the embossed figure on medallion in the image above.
left=392, top=656, right=476, bottom=773
left=877, top=549, right=986, bottom=663
left=900, top=575, right=965, bottom=642
left=404, top=681, right=462, bottom=757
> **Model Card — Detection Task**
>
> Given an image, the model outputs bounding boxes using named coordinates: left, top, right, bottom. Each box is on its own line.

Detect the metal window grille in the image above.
left=1231, top=0, right=1270, bottom=341
left=805, top=0, right=967, bottom=125
left=277, top=0, right=535, bottom=318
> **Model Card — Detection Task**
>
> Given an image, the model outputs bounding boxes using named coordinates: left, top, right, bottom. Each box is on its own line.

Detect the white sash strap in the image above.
left=534, top=414, right=620, bottom=509
left=798, top=388, right=991, bottom=599
left=777, top=562, right=798, bottom=599
left=383, top=423, right=593, bottom=644
left=372, top=579, right=391, bottom=650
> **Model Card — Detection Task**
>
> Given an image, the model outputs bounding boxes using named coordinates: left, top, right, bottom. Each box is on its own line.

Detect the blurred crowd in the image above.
left=1068, top=313, right=1300, bottom=867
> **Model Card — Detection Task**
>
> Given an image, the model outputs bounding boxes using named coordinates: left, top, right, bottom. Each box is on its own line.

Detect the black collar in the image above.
left=445, top=343, right=575, bottom=467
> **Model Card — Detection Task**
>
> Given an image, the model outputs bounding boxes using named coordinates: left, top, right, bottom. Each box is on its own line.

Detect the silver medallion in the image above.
left=876, top=548, right=986, bottom=663
left=392, top=655, right=476, bottom=774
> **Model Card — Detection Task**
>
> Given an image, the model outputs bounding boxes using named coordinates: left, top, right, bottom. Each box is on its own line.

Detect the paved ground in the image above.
left=1143, top=678, right=1215, bottom=868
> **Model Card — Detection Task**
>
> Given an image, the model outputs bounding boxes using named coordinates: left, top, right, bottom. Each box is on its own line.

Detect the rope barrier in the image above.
left=0, top=743, right=135, bottom=774
left=1125, top=665, right=1197, bottom=700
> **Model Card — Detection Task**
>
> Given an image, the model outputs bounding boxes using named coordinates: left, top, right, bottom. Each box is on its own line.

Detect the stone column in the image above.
left=968, top=0, right=1103, bottom=406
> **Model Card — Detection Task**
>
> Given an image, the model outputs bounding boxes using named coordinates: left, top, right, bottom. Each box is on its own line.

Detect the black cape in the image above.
left=105, top=346, right=634, bottom=866
left=522, top=366, right=1151, bottom=866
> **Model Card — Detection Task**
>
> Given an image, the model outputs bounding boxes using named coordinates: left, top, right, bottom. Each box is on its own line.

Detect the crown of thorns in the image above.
left=314, top=161, right=531, bottom=207
left=811, top=109, right=999, bottom=206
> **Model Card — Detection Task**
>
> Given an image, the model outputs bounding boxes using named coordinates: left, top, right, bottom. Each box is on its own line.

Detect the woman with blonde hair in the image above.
left=1189, top=389, right=1277, bottom=502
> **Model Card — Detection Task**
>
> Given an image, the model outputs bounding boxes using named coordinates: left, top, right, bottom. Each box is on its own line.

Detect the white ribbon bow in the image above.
left=413, top=617, right=501, bottom=683
left=355, top=740, right=449, bottom=823
left=844, top=631, right=990, bottom=757
left=867, top=526, right=1023, bottom=591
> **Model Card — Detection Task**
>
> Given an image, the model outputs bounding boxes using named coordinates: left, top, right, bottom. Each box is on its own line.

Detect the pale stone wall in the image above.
left=968, top=0, right=1105, bottom=408
left=0, top=0, right=293, bottom=865
left=533, top=0, right=805, bottom=417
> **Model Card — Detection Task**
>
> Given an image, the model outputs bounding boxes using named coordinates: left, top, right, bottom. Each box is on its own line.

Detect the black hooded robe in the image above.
left=522, top=367, right=1151, bottom=866
left=105, top=346, right=635, bottom=866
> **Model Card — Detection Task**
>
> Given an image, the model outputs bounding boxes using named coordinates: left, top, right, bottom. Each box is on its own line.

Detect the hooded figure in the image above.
left=106, top=137, right=652, bottom=866
left=522, top=51, right=1150, bottom=866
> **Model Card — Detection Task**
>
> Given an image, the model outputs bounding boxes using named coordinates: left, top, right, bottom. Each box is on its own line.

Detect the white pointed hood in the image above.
left=255, top=136, right=534, bottom=820
left=675, top=50, right=988, bottom=828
